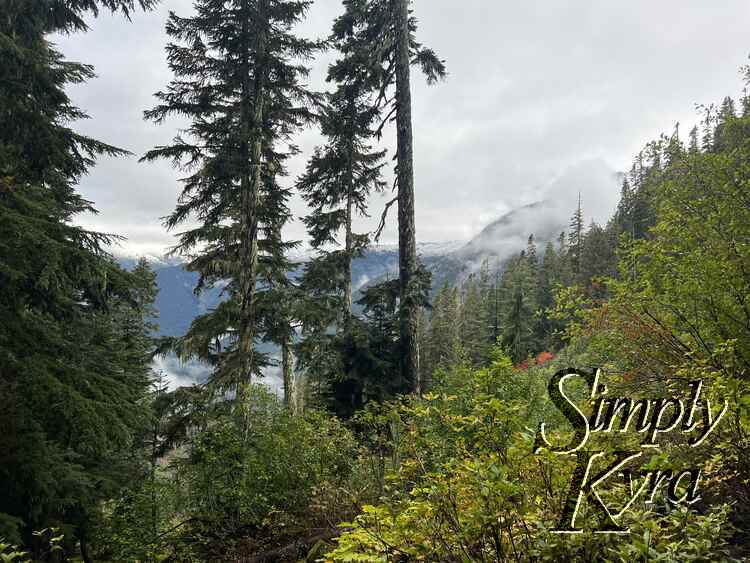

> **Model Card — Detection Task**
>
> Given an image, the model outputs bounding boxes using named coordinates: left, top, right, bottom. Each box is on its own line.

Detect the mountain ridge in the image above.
left=115, top=202, right=570, bottom=389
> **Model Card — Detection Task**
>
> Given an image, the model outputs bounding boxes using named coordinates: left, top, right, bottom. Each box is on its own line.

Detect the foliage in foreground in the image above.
left=96, top=385, right=370, bottom=562
left=326, top=354, right=739, bottom=562
left=325, top=93, right=750, bottom=562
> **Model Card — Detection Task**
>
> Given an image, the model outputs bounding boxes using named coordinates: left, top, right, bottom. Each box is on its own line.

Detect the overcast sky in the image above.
left=56, top=0, right=750, bottom=256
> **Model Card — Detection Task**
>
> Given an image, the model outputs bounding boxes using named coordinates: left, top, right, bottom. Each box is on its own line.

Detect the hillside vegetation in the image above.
left=1, top=1, right=749, bottom=561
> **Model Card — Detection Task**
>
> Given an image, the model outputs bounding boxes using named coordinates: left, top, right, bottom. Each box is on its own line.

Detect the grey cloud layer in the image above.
left=56, top=0, right=750, bottom=253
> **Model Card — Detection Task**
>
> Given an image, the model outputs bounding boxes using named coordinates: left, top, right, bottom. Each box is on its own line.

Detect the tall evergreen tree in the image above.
left=143, top=0, right=319, bottom=398
left=422, top=282, right=461, bottom=382
left=688, top=125, right=700, bottom=154
left=497, top=253, right=537, bottom=362
left=459, top=274, right=490, bottom=366
left=628, top=152, right=658, bottom=240
left=487, top=260, right=503, bottom=345
left=0, top=1, right=156, bottom=556
left=298, top=0, right=387, bottom=337
left=297, top=0, right=388, bottom=409
left=357, top=0, right=446, bottom=393
left=714, top=96, right=737, bottom=152
left=525, top=234, right=538, bottom=269
left=613, top=177, right=636, bottom=237
left=580, top=221, right=618, bottom=292
left=502, top=281, right=533, bottom=363
left=554, top=230, right=573, bottom=286
left=533, top=241, right=559, bottom=349
left=568, top=194, right=584, bottom=280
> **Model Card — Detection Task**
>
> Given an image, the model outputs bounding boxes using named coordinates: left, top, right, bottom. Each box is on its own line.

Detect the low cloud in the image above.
left=152, top=352, right=284, bottom=395
left=57, top=0, right=750, bottom=254
left=457, top=158, right=621, bottom=263
left=152, top=353, right=211, bottom=391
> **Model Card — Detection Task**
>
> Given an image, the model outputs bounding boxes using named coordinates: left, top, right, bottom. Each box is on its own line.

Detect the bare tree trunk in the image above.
left=344, top=188, right=353, bottom=332
left=394, top=0, right=420, bottom=394
left=237, top=0, right=267, bottom=402
left=151, top=394, right=159, bottom=540
left=282, top=332, right=293, bottom=410
left=79, top=537, right=93, bottom=563
left=343, top=94, right=356, bottom=336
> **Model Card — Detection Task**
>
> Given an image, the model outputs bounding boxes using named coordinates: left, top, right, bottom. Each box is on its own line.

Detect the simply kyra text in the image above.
left=534, top=368, right=728, bottom=533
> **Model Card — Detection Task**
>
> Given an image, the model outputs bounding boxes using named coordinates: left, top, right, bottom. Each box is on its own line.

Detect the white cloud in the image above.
left=56, top=0, right=750, bottom=252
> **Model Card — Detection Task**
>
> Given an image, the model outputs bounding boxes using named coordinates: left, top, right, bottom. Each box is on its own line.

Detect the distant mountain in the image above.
left=115, top=244, right=458, bottom=390
left=151, top=265, right=226, bottom=338
left=426, top=200, right=567, bottom=289
left=118, top=242, right=463, bottom=338
left=114, top=204, right=567, bottom=388
left=116, top=158, right=621, bottom=389
left=455, top=200, right=563, bottom=261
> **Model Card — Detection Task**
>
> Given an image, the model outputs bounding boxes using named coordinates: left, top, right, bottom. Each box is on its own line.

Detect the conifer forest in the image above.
left=2, top=1, right=750, bottom=561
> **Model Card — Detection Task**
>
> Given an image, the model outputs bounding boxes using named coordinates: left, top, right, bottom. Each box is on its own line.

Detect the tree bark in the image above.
left=79, top=537, right=93, bottom=563
left=237, top=0, right=267, bottom=401
left=343, top=95, right=356, bottom=336
left=281, top=332, right=293, bottom=410
left=394, top=0, right=420, bottom=394
left=344, top=189, right=353, bottom=332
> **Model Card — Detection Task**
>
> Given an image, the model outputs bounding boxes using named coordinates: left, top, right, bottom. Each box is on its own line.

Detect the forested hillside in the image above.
left=1, top=1, right=749, bottom=561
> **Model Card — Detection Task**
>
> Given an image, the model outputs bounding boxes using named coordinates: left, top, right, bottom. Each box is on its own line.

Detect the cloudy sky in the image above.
left=57, top=0, right=750, bottom=256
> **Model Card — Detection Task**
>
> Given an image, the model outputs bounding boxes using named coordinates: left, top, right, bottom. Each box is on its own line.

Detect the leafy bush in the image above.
left=326, top=353, right=738, bottom=562
left=98, top=385, right=363, bottom=561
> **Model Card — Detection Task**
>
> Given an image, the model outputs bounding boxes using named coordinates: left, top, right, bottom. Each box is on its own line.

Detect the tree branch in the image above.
left=238, top=529, right=340, bottom=563
left=374, top=195, right=398, bottom=242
